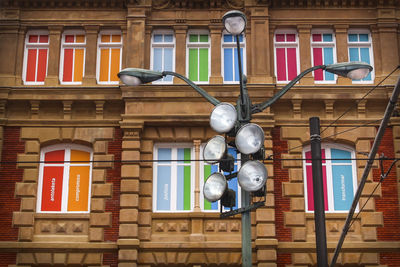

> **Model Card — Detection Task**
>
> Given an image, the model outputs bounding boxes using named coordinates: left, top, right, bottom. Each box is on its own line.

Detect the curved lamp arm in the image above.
left=162, top=71, right=221, bottom=106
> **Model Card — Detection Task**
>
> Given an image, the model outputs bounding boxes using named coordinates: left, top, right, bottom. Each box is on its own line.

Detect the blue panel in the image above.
left=239, top=34, right=243, bottom=42
left=157, top=166, right=171, bottom=210
left=360, top=48, right=371, bottom=80
left=322, top=34, right=332, bottom=42
left=331, top=148, right=351, bottom=163
left=224, top=48, right=233, bottom=81
left=154, top=34, right=163, bottom=42
left=153, top=48, right=163, bottom=72
left=224, top=34, right=233, bottom=42
left=164, top=34, right=173, bottom=42
left=348, top=34, right=358, bottom=42
left=349, top=48, right=359, bottom=61
left=227, top=177, right=238, bottom=210
left=163, top=48, right=173, bottom=81
left=323, top=47, right=334, bottom=81
left=210, top=164, right=219, bottom=210
left=332, top=165, right=354, bottom=211
left=234, top=48, right=239, bottom=81
left=177, top=148, right=184, bottom=161
left=158, top=148, right=171, bottom=161
left=177, top=165, right=184, bottom=210
left=359, top=34, right=369, bottom=42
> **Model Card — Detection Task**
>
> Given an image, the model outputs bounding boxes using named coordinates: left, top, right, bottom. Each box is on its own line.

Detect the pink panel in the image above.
left=286, top=34, right=295, bottom=42
left=312, top=34, right=322, bottom=42
left=276, top=48, right=286, bottom=81
left=39, top=35, right=48, bottom=43
left=305, top=151, right=312, bottom=163
left=306, top=165, right=314, bottom=211
left=287, top=48, right=297, bottom=80
left=275, top=34, right=285, bottom=42
left=322, top=165, right=329, bottom=211
left=321, top=149, right=326, bottom=163
left=29, top=35, right=38, bottom=43
left=313, top=48, right=323, bottom=80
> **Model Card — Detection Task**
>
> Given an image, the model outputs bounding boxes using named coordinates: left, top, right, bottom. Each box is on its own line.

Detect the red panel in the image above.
left=26, top=49, right=37, bottom=82
left=65, top=35, right=74, bottom=43
left=275, top=34, right=285, bottom=42
left=63, top=49, right=73, bottom=82
left=41, top=166, right=64, bottom=211
left=306, top=165, right=314, bottom=211
left=28, top=35, right=38, bottom=43
left=37, top=49, right=47, bottom=82
left=313, top=48, right=323, bottom=80
left=305, top=151, right=311, bottom=163
left=312, top=34, right=322, bottom=42
left=276, top=48, right=286, bottom=81
left=45, top=150, right=65, bottom=164
left=287, top=48, right=297, bottom=80
left=39, top=35, right=48, bottom=43
left=286, top=34, right=295, bottom=42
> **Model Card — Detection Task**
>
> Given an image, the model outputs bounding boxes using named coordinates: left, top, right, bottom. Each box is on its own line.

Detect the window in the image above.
left=151, top=30, right=175, bottom=83
left=348, top=29, right=374, bottom=83
left=96, top=30, right=122, bottom=84
left=311, top=30, right=336, bottom=83
left=60, top=30, right=86, bottom=84
left=303, top=144, right=357, bottom=213
left=23, top=30, right=49, bottom=85
left=274, top=30, right=299, bottom=83
left=37, top=144, right=93, bottom=213
left=187, top=30, right=210, bottom=83
left=153, top=144, right=195, bottom=212
left=222, top=33, right=246, bottom=83
left=201, top=147, right=241, bottom=211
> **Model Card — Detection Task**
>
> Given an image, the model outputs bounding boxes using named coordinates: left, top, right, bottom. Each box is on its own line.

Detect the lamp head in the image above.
left=203, top=172, right=227, bottom=202
left=238, top=160, right=268, bottom=192
left=203, top=135, right=227, bottom=164
left=209, top=102, right=237, bottom=134
left=235, top=123, right=265, bottom=155
left=118, top=68, right=164, bottom=86
left=325, top=62, right=373, bottom=80
left=222, top=10, right=247, bottom=35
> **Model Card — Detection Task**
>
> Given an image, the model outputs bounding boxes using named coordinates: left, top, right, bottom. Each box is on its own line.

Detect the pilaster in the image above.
left=173, top=25, right=188, bottom=84
left=334, top=25, right=351, bottom=86
left=209, top=25, right=223, bottom=84
left=82, top=25, right=99, bottom=86
left=297, top=25, right=313, bottom=85
left=45, top=25, right=63, bottom=86
left=15, top=26, right=27, bottom=85
left=126, top=8, right=147, bottom=69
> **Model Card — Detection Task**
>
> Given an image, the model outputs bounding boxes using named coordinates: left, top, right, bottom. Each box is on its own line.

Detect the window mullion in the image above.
left=171, top=148, right=178, bottom=211
left=62, top=148, right=71, bottom=213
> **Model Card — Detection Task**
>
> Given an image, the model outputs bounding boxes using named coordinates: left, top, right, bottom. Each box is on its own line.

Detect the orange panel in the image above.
left=111, top=35, right=121, bottom=43
left=73, top=49, right=84, bottom=82
left=99, top=49, right=110, bottom=82
left=101, top=35, right=110, bottom=43
left=76, top=35, right=85, bottom=43
left=70, top=149, right=90, bottom=162
left=67, top=166, right=90, bottom=212
left=110, top=48, right=120, bottom=82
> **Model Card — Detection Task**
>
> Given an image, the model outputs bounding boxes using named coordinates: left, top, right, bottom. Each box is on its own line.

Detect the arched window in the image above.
left=37, top=144, right=93, bottom=213
left=303, top=143, right=357, bottom=212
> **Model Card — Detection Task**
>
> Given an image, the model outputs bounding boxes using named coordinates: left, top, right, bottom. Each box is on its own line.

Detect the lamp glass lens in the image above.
left=235, top=123, right=265, bottom=154
left=203, top=135, right=226, bottom=164
left=120, top=75, right=142, bottom=86
left=203, top=173, right=227, bottom=202
left=224, top=16, right=245, bottom=35
left=210, top=103, right=237, bottom=133
left=347, top=68, right=370, bottom=80
left=238, top=160, right=267, bottom=192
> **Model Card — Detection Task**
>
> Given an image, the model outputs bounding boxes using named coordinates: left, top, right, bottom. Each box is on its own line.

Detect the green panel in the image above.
left=189, top=48, right=198, bottom=81
left=189, top=34, right=198, bottom=42
left=199, top=48, right=208, bottom=81
left=184, top=148, right=191, bottom=163
left=203, top=165, right=212, bottom=210
left=200, top=35, right=208, bottom=42
left=184, top=166, right=191, bottom=210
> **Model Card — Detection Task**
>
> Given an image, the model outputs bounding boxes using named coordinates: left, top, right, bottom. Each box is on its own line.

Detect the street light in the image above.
left=118, top=10, right=373, bottom=267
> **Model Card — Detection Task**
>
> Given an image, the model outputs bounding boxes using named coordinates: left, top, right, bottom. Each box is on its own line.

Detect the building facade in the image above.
left=0, top=0, right=400, bottom=266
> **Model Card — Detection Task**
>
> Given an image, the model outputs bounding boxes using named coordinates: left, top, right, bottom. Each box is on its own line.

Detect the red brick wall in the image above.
left=103, top=252, right=118, bottom=267
left=277, top=253, right=292, bottom=267
left=272, top=127, right=292, bottom=242
left=0, top=127, right=23, bottom=242
left=0, top=253, right=16, bottom=267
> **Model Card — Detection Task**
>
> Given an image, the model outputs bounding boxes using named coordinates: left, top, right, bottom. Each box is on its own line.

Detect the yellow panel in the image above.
left=70, top=149, right=90, bottom=162
left=110, top=48, right=120, bottom=81
left=111, top=35, right=121, bottom=43
left=73, top=49, right=84, bottom=82
left=68, top=166, right=90, bottom=212
left=101, top=35, right=110, bottom=43
left=76, top=35, right=85, bottom=43
left=99, top=48, right=109, bottom=82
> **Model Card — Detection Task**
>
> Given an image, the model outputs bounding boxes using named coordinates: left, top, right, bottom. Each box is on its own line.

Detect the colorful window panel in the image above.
left=274, top=32, right=299, bottom=82
left=61, top=33, right=85, bottom=83
left=202, top=147, right=241, bottom=211
left=348, top=32, right=373, bottom=81
left=38, top=145, right=92, bottom=213
left=303, top=145, right=357, bottom=212
left=97, top=32, right=122, bottom=84
left=222, top=34, right=245, bottom=83
left=24, top=32, right=49, bottom=84
left=151, top=31, right=174, bottom=83
left=311, top=33, right=335, bottom=82
left=154, top=146, right=194, bottom=212
left=187, top=32, right=210, bottom=83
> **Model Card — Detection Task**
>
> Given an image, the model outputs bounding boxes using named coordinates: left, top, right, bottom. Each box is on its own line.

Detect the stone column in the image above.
left=82, top=25, right=99, bottom=86
left=297, top=25, right=313, bottom=85
left=0, top=100, right=5, bottom=162
left=334, top=25, right=350, bottom=85
left=15, top=26, right=26, bottom=85
left=377, top=20, right=399, bottom=83
left=0, top=25, right=19, bottom=86
left=126, top=8, right=146, bottom=69
left=209, top=26, right=223, bottom=84
left=45, top=25, right=63, bottom=86
left=144, top=26, right=152, bottom=70
left=173, top=26, right=188, bottom=84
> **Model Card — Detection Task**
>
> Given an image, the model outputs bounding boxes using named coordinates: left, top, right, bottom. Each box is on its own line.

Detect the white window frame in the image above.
left=153, top=143, right=195, bottom=212
left=186, top=29, right=211, bottom=84
left=22, top=30, right=49, bottom=85
left=302, top=143, right=358, bottom=213
left=96, top=29, right=123, bottom=85
left=273, top=29, right=300, bottom=84
left=36, top=144, right=93, bottom=214
left=150, top=29, right=175, bottom=84
left=310, top=29, right=337, bottom=84
left=347, top=29, right=374, bottom=84
left=221, top=31, right=246, bottom=84
left=59, top=30, right=86, bottom=85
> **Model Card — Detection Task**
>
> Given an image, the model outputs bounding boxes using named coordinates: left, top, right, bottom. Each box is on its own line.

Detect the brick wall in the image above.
left=277, top=253, right=292, bottom=267
left=272, top=127, right=292, bottom=242
left=0, top=253, right=16, bottom=267
left=0, top=127, right=23, bottom=241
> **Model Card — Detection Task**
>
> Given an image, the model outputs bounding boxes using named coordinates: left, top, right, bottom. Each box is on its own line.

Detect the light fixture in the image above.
left=118, top=68, right=164, bottom=85
left=238, top=160, right=267, bottom=192
left=235, top=123, right=265, bottom=154
left=203, top=172, right=227, bottom=202
left=203, top=135, right=227, bottom=164
left=209, top=102, right=237, bottom=134
left=222, top=10, right=247, bottom=35
left=324, top=62, right=373, bottom=80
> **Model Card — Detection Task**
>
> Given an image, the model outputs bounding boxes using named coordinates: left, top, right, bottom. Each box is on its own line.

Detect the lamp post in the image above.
left=118, top=10, right=373, bottom=267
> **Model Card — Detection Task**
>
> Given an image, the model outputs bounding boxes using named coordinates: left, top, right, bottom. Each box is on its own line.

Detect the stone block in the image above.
left=13, top=212, right=34, bottom=226
left=92, top=169, right=106, bottom=183
left=121, top=194, right=139, bottom=208
left=119, top=223, right=138, bottom=238
left=119, top=249, right=138, bottom=261
left=138, top=211, right=151, bottom=226
left=140, top=140, right=153, bottom=152
left=73, top=127, right=114, bottom=142
left=21, top=198, right=36, bottom=211
left=283, top=182, right=304, bottom=197
left=284, top=212, right=305, bottom=226
left=140, top=167, right=152, bottom=181
left=288, top=140, right=303, bottom=153
left=343, top=253, right=360, bottom=264
left=122, top=140, right=141, bottom=150
left=35, top=253, right=52, bottom=264
left=121, top=179, right=139, bottom=193
left=120, top=209, right=139, bottom=223
left=361, top=182, right=381, bottom=197
left=23, top=168, right=38, bottom=182
left=266, top=178, right=274, bottom=193
left=361, top=212, right=383, bottom=227
left=361, top=227, right=377, bottom=241
left=61, top=127, right=74, bottom=140
left=118, top=263, right=138, bottom=267
left=359, top=197, right=375, bottom=211
left=139, top=197, right=152, bottom=211
left=256, top=223, right=275, bottom=238
left=282, top=154, right=303, bottom=168
left=92, top=183, right=113, bottom=198
left=25, top=140, right=40, bottom=154
left=93, top=154, right=114, bottom=169
left=91, top=198, right=105, bottom=212
left=89, top=227, right=104, bottom=241
left=17, top=154, right=39, bottom=168
left=174, top=127, right=191, bottom=141
left=53, top=253, right=67, bottom=264
left=291, top=198, right=305, bottom=211
left=15, top=182, right=36, bottom=197
left=256, top=208, right=275, bottom=222
left=67, top=253, right=85, bottom=264
left=121, top=164, right=140, bottom=178
left=138, top=226, right=151, bottom=240
left=17, top=253, right=35, bottom=265
left=84, top=253, right=102, bottom=265
left=360, top=253, right=379, bottom=265
left=293, top=253, right=312, bottom=265
left=356, top=140, right=371, bottom=153
left=292, top=227, right=307, bottom=241
left=265, top=194, right=275, bottom=207
left=257, top=263, right=277, bottom=267
left=90, top=212, right=112, bottom=227
left=257, top=249, right=277, bottom=261
left=190, top=127, right=205, bottom=139
left=122, top=151, right=140, bottom=161
left=139, top=181, right=152, bottom=196
left=19, top=227, right=33, bottom=241
left=21, top=127, right=59, bottom=141
left=93, top=141, right=107, bottom=154
left=281, top=127, right=309, bottom=142
left=289, top=168, right=304, bottom=182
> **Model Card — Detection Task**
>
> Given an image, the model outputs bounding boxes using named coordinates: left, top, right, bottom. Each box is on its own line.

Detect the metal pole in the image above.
left=309, top=117, right=329, bottom=267
left=241, top=154, right=252, bottom=267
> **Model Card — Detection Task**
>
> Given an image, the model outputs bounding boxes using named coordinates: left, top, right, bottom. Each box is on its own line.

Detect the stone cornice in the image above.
left=0, top=241, right=117, bottom=252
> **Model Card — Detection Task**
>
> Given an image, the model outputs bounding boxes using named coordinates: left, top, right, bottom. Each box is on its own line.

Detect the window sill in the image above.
left=35, top=213, right=90, bottom=219
left=152, top=211, right=240, bottom=219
